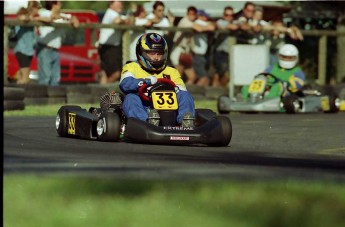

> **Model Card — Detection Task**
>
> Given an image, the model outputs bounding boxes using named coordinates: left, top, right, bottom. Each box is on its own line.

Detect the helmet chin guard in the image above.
left=278, top=59, right=297, bottom=69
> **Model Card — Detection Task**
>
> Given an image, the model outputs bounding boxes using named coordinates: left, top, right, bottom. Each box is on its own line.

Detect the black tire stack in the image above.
left=3, top=86, right=25, bottom=111
left=205, top=87, right=228, bottom=99
left=66, top=85, right=93, bottom=104
left=21, top=84, right=49, bottom=105
left=48, top=86, right=67, bottom=104
left=186, top=84, right=206, bottom=100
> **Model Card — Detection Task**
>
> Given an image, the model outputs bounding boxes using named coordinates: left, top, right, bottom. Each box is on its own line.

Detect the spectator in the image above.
left=265, top=20, right=287, bottom=65
left=13, top=1, right=41, bottom=84
left=146, top=1, right=174, bottom=37
left=264, top=20, right=304, bottom=42
left=98, top=1, right=131, bottom=84
left=129, top=5, right=153, bottom=61
left=191, top=9, right=216, bottom=87
left=263, top=20, right=304, bottom=64
left=233, top=1, right=256, bottom=44
left=170, top=6, right=198, bottom=85
left=36, top=0, right=79, bottom=86
left=249, top=6, right=270, bottom=45
left=211, top=6, right=239, bottom=87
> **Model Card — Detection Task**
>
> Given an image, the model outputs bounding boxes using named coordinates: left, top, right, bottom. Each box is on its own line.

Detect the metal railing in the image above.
left=4, top=18, right=345, bottom=85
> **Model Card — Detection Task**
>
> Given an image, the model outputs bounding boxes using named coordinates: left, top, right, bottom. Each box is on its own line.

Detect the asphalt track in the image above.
left=4, top=113, right=345, bottom=181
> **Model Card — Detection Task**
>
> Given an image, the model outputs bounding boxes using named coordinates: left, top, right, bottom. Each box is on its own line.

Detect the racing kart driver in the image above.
left=241, top=43, right=306, bottom=99
left=119, top=32, right=195, bottom=127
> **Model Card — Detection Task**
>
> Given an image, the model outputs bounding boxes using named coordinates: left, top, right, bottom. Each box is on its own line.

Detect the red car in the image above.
left=6, top=10, right=101, bottom=83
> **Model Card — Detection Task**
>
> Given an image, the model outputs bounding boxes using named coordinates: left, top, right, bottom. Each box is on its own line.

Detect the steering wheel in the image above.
left=138, top=78, right=176, bottom=102
left=255, top=72, right=282, bottom=83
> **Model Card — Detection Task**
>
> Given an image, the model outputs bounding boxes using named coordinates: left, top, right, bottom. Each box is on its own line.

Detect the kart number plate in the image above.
left=68, top=112, right=76, bottom=135
left=152, top=91, right=178, bottom=110
left=249, top=79, right=266, bottom=93
left=321, top=96, right=330, bottom=111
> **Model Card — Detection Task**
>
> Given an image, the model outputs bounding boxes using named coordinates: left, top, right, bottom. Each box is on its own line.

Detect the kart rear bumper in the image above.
left=218, top=96, right=281, bottom=112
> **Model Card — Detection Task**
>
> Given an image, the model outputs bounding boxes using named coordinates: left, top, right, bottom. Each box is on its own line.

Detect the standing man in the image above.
left=212, top=6, right=239, bottom=87
left=233, top=1, right=256, bottom=44
left=170, top=6, right=198, bottom=85
left=98, top=1, right=132, bottom=84
left=191, top=9, right=215, bottom=87
left=36, top=0, right=79, bottom=86
left=146, top=1, right=174, bottom=37
left=14, top=1, right=41, bottom=84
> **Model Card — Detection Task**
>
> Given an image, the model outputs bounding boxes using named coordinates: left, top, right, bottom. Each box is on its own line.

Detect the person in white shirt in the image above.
left=249, top=6, right=270, bottom=45
left=98, top=1, right=132, bottom=84
left=233, top=1, right=256, bottom=44
left=191, top=9, right=215, bottom=87
left=146, top=1, right=174, bottom=37
left=36, top=0, right=79, bottom=86
left=170, top=6, right=198, bottom=85
left=129, top=5, right=153, bottom=61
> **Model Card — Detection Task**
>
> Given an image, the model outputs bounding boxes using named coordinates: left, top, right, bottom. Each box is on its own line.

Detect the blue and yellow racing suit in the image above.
left=119, top=62, right=195, bottom=124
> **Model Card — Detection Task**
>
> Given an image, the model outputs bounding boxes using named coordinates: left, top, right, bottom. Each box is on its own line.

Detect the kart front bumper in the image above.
left=125, top=117, right=232, bottom=146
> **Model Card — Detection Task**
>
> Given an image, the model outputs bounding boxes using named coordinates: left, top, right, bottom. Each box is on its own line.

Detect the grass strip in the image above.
left=4, top=175, right=345, bottom=227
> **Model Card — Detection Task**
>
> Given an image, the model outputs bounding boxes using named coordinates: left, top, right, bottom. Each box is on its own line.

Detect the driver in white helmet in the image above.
left=264, top=43, right=306, bottom=97
left=241, top=43, right=306, bottom=99
left=119, top=33, right=195, bottom=127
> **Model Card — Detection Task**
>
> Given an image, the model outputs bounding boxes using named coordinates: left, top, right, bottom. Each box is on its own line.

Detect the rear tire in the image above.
left=283, top=96, right=297, bottom=114
left=4, top=100, right=25, bottom=111
left=56, top=105, right=82, bottom=137
left=4, top=87, right=25, bottom=100
left=97, top=112, right=121, bottom=142
left=324, top=95, right=340, bottom=113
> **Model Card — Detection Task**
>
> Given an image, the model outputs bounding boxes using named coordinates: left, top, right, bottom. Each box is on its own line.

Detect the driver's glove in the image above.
left=145, top=76, right=158, bottom=86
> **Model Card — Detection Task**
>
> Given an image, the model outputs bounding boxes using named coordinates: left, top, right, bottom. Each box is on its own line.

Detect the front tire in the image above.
left=217, top=96, right=231, bottom=114
left=97, top=112, right=121, bottom=142
left=213, top=116, right=232, bottom=147
left=56, top=105, right=82, bottom=137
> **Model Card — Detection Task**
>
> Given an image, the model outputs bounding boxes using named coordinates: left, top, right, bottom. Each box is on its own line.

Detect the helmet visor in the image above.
left=142, top=50, right=167, bottom=68
left=279, top=54, right=297, bottom=61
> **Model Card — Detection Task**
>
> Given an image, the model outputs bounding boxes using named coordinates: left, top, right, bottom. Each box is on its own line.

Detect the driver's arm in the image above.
left=288, top=71, right=305, bottom=92
left=119, top=64, right=144, bottom=93
left=119, top=64, right=156, bottom=94
left=119, top=73, right=145, bottom=94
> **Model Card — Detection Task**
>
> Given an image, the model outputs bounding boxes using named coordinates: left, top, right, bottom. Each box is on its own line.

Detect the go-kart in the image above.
left=218, top=73, right=340, bottom=114
left=56, top=78, right=232, bottom=146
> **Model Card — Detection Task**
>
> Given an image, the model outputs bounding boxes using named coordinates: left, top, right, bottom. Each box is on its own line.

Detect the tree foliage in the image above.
left=59, top=1, right=146, bottom=12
